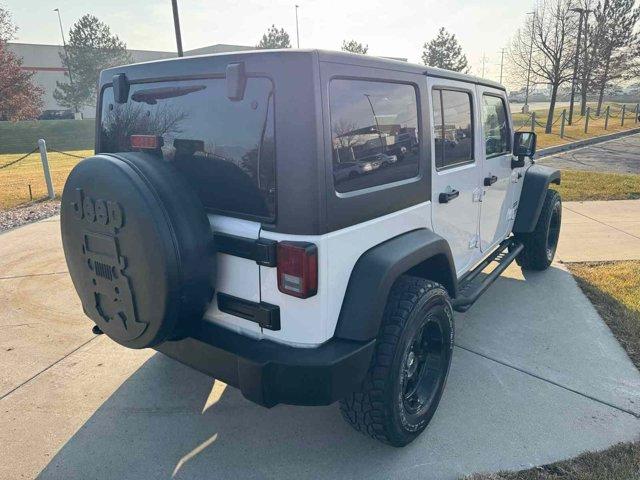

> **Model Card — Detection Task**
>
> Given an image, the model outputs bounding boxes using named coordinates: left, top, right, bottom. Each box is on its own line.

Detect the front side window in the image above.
left=99, top=77, right=276, bottom=221
left=482, top=94, right=510, bottom=156
left=330, top=79, right=420, bottom=193
left=432, top=89, right=474, bottom=169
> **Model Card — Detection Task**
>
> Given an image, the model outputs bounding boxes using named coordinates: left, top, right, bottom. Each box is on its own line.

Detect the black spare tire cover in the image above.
left=60, top=152, right=215, bottom=349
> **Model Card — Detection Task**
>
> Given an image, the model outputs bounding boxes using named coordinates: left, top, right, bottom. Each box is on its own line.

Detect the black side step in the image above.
left=452, top=238, right=523, bottom=313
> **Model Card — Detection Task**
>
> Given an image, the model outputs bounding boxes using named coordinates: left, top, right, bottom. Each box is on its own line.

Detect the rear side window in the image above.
left=432, top=89, right=474, bottom=169
left=330, top=79, right=420, bottom=193
left=482, top=94, right=511, bottom=156
left=99, top=77, right=276, bottom=221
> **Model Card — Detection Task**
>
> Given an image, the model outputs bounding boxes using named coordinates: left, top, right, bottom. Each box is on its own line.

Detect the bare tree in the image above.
left=589, top=0, right=640, bottom=114
left=509, top=0, right=577, bottom=133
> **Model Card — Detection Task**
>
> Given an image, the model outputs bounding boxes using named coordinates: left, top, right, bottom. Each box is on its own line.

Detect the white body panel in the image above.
left=476, top=86, right=519, bottom=252
left=202, top=215, right=262, bottom=337
left=428, top=77, right=482, bottom=276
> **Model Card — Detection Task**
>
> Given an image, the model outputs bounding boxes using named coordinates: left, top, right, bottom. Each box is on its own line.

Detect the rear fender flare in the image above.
left=334, top=229, right=456, bottom=342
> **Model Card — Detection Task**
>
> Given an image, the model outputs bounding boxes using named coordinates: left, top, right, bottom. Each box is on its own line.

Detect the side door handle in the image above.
left=484, top=175, right=498, bottom=186
left=439, top=189, right=460, bottom=204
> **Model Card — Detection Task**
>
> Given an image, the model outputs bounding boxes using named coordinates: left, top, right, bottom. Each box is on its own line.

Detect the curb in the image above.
left=537, top=127, right=640, bottom=158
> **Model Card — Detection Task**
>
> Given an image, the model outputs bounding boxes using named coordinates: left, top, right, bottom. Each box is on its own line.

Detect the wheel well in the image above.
left=406, top=254, right=456, bottom=298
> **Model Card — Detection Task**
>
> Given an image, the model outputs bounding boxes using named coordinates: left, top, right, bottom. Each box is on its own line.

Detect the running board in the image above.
left=452, top=238, right=524, bottom=313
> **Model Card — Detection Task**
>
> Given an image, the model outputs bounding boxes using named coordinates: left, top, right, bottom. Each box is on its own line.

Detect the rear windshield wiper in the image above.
left=131, top=85, right=206, bottom=105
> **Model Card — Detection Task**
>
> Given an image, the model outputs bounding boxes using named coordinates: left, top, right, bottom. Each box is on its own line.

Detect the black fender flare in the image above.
left=513, top=164, right=561, bottom=234
left=334, top=229, right=456, bottom=342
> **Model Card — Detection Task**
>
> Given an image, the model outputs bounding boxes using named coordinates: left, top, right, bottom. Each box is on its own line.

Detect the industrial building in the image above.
left=6, top=42, right=254, bottom=118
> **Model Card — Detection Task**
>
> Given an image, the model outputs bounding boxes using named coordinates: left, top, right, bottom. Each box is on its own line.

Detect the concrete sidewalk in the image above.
left=557, top=200, right=640, bottom=262
left=1, top=215, right=639, bottom=480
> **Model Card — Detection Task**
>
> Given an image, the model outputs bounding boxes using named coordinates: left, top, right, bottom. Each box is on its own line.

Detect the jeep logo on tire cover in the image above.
left=73, top=188, right=147, bottom=342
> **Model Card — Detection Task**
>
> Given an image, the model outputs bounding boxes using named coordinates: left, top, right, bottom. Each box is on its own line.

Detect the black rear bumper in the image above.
left=155, top=322, right=375, bottom=407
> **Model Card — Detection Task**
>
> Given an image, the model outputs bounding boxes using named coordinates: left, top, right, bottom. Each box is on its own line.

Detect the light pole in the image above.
left=499, top=48, right=505, bottom=84
left=295, top=5, right=300, bottom=48
left=523, top=11, right=535, bottom=114
left=53, top=8, right=77, bottom=114
left=364, top=93, right=383, bottom=155
left=171, top=0, right=184, bottom=57
left=53, top=8, right=73, bottom=86
left=568, top=7, right=590, bottom=125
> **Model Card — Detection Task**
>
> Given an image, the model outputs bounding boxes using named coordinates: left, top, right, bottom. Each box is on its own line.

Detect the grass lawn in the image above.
left=466, top=261, right=640, bottom=480
left=0, top=119, right=95, bottom=154
left=554, top=169, right=640, bottom=202
left=513, top=102, right=640, bottom=149
left=0, top=149, right=91, bottom=210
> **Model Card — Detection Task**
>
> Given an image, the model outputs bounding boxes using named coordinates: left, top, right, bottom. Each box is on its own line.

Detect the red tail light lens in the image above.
left=130, top=135, right=162, bottom=150
left=277, top=242, right=318, bottom=298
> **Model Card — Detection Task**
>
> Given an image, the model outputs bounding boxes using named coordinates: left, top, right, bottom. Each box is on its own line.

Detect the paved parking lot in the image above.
left=539, top=132, right=640, bottom=174
left=1, top=215, right=640, bottom=479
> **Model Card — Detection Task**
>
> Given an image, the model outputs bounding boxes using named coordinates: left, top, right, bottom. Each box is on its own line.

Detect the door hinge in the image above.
left=472, top=188, right=485, bottom=203
left=507, top=207, right=517, bottom=221
left=468, top=235, right=479, bottom=249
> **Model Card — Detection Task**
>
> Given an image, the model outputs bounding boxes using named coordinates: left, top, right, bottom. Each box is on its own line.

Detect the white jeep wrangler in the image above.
left=60, top=50, right=561, bottom=447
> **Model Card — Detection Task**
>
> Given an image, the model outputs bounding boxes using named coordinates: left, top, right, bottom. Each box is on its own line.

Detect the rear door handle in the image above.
left=439, top=189, right=460, bottom=203
left=484, top=175, right=498, bottom=186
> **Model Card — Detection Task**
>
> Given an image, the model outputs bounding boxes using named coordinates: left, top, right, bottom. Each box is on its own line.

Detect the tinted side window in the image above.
left=432, top=89, right=474, bottom=169
left=482, top=94, right=510, bottom=156
left=330, top=79, right=420, bottom=193
left=99, top=77, right=276, bottom=221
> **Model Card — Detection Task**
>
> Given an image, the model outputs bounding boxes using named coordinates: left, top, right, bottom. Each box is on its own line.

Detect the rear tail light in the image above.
left=130, top=135, right=163, bottom=150
left=277, top=242, right=318, bottom=298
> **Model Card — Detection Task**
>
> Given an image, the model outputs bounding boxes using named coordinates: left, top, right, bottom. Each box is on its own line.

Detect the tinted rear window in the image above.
left=99, top=77, right=276, bottom=221
left=330, top=79, right=420, bottom=193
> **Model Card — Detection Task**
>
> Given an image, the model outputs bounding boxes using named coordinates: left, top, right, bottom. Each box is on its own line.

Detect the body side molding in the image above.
left=334, top=229, right=456, bottom=342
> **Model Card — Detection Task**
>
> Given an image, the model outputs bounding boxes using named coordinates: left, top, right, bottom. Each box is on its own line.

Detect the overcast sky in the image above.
left=4, top=0, right=533, bottom=85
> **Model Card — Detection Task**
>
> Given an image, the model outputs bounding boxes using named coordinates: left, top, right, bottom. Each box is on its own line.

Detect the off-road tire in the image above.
left=339, top=276, right=454, bottom=447
left=515, top=189, right=562, bottom=271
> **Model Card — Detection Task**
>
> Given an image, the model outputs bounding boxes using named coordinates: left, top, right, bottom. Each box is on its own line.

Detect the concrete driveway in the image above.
left=539, top=133, right=640, bottom=174
left=1, top=216, right=639, bottom=480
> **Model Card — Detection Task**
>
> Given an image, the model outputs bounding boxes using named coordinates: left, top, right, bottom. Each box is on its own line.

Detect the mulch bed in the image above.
left=0, top=200, right=60, bottom=233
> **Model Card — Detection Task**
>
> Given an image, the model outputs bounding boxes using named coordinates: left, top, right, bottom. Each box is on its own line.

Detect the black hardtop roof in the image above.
left=100, top=48, right=506, bottom=91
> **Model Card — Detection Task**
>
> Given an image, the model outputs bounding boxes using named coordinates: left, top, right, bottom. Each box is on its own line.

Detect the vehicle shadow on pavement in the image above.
left=37, top=352, right=403, bottom=480
left=36, top=265, right=640, bottom=480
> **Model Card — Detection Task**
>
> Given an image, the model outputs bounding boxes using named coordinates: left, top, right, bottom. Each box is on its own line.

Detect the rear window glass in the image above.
left=330, top=79, right=420, bottom=193
left=99, top=77, right=276, bottom=221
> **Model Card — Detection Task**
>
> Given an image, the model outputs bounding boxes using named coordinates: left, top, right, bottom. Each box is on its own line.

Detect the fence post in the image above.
left=37, top=139, right=55, bottom=200
left=621, top=104, right=626, bottom=126
left=584, top=106, right=590, bottom=134
left=560, top=109, right=566, bottom=138
left=531, top=111, right=535, bottom=132
left=635, top=103, right=639, bottom=124
left=605, top=105, right=610, bottom=130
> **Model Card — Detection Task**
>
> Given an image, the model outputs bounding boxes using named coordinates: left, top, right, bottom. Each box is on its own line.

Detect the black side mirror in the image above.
left=512, top=131, right=537, bottom=168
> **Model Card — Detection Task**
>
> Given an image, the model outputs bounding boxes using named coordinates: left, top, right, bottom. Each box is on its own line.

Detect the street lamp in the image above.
left=171, top=0, right=184, bottom=57
left=295, top=5, right=300, bottom=48
left=568, top=7, right=592, bottom=125
left=53, top=8, right=73, bottom=86
left=53, top=8, right=77, bottom=114
left=523, top=11, right=535, bottom=114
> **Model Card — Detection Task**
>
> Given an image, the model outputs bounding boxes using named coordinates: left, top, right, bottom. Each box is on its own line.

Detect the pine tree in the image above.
left=53, top=14, right=131, bottom=112
left=421, top=28, right=469, bottom=73
left=341, top=39, right=368, bottom=54
left=257, top=25, right=291, bottom=49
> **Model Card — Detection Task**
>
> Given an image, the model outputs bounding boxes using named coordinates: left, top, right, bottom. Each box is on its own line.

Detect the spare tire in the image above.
left=60, top=152, right=214, bottom=349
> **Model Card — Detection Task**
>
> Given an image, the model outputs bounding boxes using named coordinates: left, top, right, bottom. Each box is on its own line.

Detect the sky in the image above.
left=3, top=0, right=533, bottom=87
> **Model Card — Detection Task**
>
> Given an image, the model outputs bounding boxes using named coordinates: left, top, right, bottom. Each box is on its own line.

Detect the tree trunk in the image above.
left=546, top=84, right=559, bottom=134
left=596, top=57, right=611, bottom=116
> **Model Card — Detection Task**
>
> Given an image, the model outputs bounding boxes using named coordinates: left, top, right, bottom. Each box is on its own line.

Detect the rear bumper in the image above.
left=155, top=322, right=375, bottom=407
